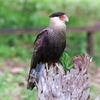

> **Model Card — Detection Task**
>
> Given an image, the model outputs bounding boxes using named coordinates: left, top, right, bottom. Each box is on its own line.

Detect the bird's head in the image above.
left=49, top=12, right=69, bottom=25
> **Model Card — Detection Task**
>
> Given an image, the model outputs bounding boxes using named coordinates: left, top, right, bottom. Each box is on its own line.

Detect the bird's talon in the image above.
left=55, top=63, right=64, bottom=75
left=46, top=63, right=49, bottom=73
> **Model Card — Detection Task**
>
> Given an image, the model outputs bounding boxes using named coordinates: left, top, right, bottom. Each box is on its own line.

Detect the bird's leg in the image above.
left=46, top=62, right=49, bottom=73
left=55, top=63, right=64, bottom=75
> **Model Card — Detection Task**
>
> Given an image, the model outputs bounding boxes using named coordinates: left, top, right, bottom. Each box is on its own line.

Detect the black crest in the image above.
left=49, top=12, right=65, bottom=17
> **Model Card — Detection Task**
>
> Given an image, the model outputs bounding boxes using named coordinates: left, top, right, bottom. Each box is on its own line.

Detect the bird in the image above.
left=27, top=12, right=69, bottom=90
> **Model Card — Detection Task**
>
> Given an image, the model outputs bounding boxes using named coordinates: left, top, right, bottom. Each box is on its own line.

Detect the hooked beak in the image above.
left=59, top=14, right=69, bottom=22
left=64, top=15, right=69, bottom=22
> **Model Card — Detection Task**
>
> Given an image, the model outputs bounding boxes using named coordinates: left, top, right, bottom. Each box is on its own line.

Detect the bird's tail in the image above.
left=27, top=63, right=45, bottom=90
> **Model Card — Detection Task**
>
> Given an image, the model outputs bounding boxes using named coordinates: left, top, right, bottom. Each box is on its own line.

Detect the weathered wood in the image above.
left=87, top=31, right=94, bottom=55
left=38, top=54, right=91, bottom=100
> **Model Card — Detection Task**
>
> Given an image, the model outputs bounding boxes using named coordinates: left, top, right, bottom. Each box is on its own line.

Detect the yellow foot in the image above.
left=55, top=63, right=64, bottom=75
left=46, top=63, right=48, bottom=73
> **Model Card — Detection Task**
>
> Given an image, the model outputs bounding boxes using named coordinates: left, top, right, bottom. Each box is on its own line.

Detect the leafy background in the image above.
left=0, top=0, right=100, bottom=100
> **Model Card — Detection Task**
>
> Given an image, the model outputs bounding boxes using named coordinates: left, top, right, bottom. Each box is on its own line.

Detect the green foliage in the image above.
left=93, top=32, right=100, bottom=67
left=0, top=70, right=37, bottom=100
left=60, top=52, right=72, bottom=72
left=89, top=86, right=97, bottom=100
left=66, top=32, right=87, bottom=56
left=0, top=0, right=100, bottom=28
left=0, top=34, right=37, bottom=61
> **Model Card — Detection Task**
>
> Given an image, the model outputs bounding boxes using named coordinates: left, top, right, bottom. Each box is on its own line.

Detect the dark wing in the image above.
left=30, top=30, right=48, bottom=70
left=28, top=30, right=48, bottom=81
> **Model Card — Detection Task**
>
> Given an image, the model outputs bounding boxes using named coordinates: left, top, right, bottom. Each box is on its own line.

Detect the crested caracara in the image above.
left=27, top=12, right=69, bottom=90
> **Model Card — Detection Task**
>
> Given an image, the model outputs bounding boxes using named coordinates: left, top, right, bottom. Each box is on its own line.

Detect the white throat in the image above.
left=49, top=17, right=65, bottom=28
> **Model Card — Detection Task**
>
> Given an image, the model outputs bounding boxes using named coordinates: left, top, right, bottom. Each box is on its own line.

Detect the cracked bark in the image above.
left=38, top=54, right=91, bottom=100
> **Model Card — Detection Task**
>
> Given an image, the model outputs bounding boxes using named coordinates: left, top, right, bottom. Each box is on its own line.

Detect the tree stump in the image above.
left=38, top=54, right=91, bottom=100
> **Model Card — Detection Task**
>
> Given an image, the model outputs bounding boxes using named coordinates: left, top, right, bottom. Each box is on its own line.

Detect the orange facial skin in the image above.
left=59, top=15, right=66, bottom=21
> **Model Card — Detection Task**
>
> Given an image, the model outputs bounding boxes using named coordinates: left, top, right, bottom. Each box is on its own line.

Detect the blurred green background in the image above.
left=0, top=0, right=100, bottom=100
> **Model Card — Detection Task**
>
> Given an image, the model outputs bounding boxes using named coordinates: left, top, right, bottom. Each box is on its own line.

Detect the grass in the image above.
left=0, top=62, right=38, bottom=100
left=0, top=34, right=38, bottom=100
